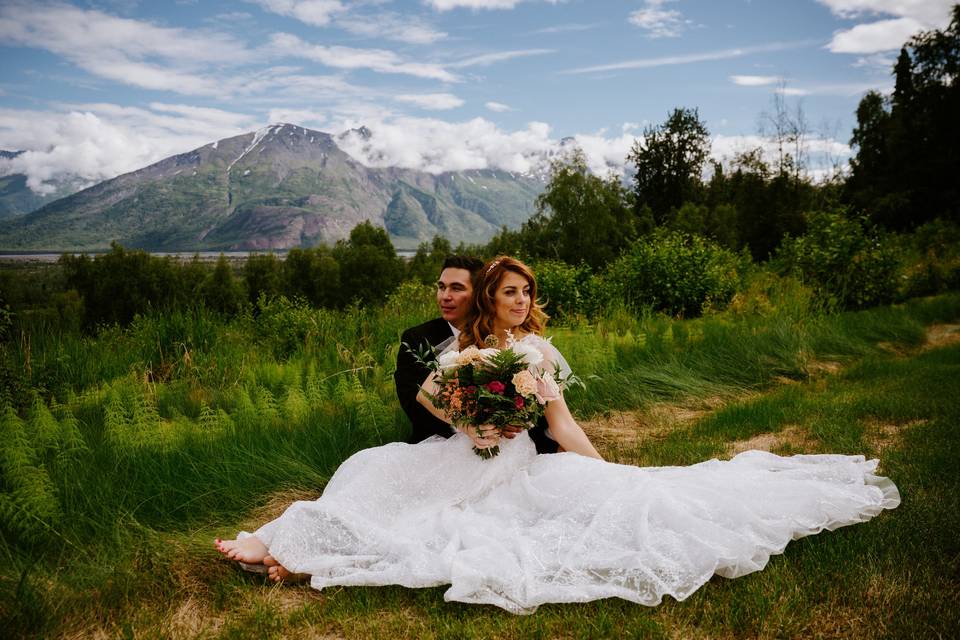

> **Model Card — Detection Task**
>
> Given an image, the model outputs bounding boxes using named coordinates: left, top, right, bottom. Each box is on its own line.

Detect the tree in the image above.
left=628, top=107, right=710, bottom=224
left=759, top=85, right=811, bottom=181
left=407, top=236, right=452, bottom=285
left=332, top=221, right=404, bottom=306
left=201, top=255, right=243, bottom=315
left=846, top=7, right=960, bottom=229
left=243, top=253, right=283, bottom=307
left=523, top=149, right=637, bottom=269
left=283, top=246, right=340, bottom=308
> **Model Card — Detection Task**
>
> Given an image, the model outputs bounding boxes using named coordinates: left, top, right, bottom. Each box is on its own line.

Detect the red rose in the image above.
left=486, top=380, right=506, bottom=394
left=514, top=395, right=524, bottom=409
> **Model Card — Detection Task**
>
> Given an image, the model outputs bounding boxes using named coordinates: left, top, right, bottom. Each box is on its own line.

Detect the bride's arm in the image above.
left=544, top=395, right=603, bottom=460
left=416, top=371, right=448, bottom=423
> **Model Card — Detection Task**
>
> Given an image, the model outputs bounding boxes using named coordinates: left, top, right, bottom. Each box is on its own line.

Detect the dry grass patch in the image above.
left=248, top=487, right=323, bottom=526
left=806, top=360, right=843, bottom=376
left=583, top=398, right=726, bottom=458
left=726, top=424, right=815, bottom=457
left=923, top=323, right=960, bottom=350
left=861, top=418, right=928, bottom=453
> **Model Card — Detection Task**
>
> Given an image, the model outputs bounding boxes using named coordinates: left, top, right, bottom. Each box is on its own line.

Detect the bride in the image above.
left=216, top=256, right=900, bottom=614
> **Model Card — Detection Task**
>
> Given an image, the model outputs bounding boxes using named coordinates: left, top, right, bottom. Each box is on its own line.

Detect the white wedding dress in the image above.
left=241, top=336, right=900, bottom=614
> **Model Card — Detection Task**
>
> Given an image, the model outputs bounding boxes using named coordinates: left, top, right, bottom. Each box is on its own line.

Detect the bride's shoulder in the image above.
left=520, top=333, right=569, bottom=367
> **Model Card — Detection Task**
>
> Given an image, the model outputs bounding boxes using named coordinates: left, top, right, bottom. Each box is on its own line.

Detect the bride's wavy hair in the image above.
left=460, top=256, right=548, bottom=348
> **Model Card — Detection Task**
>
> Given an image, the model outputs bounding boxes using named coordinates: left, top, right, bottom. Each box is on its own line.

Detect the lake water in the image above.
left=0, top=250, right=418, bottom=263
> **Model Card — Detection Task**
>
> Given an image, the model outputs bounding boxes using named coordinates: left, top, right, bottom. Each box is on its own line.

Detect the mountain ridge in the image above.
left=0, top=124, right=547, bottom=252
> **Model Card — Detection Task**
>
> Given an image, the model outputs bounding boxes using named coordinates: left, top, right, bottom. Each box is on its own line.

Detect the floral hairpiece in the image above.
left=486, top=259, right=502, bottom=275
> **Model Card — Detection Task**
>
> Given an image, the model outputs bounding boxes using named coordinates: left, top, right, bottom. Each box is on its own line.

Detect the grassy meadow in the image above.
left=1, top=270, right=959, bottom=638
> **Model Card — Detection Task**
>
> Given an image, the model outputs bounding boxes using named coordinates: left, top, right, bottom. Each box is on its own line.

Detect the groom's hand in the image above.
left=500, top=424, right=523, bottom=440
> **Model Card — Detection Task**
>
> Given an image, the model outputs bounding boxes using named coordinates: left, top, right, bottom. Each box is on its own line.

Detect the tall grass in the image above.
left=2, top=280, right=959, bottom=637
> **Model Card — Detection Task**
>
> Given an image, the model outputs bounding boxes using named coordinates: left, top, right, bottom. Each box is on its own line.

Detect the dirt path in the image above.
left=586, top=323, right=959, bottom=460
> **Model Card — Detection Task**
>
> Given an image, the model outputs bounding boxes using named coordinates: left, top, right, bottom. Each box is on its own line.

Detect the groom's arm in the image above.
left=395, top=326, right=454, bottom=442
left=395, top=327, right=428, bottom=422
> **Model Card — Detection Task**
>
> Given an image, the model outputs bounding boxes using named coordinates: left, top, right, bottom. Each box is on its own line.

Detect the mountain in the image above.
left=0, top=124, right=547, bottom=252
left=0, top=151, right=85, bottom=220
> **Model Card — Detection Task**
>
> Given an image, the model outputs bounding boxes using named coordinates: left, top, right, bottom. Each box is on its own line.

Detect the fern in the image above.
left=282, top=385, right=310, bottom=427
left=305, top=363, right=324, bottom=405
left=27, top=397, right=60, bottom=456
left=233, top=386, right=257, bottom=430
left=131, top=391, right=161, bottom=433
left=253, top=386, right=280, bottom=426
left=54, top=404, right=87, bottom=468
left=103, top=390, right=130, bottom=446
left=0, top=404, right=61, bottom=542
left=199, top=401, right=218, bottom=431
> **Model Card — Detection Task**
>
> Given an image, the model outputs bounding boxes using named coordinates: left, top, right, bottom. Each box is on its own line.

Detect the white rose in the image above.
left=510, top=341, right=544, bottom=367
left=437, top=350, right=460, bottom=370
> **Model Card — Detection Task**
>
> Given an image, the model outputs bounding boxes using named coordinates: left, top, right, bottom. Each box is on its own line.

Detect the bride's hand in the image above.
left=465, top=424, right=501, bottom=449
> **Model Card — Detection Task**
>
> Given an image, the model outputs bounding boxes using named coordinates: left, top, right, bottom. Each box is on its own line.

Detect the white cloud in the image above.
left=565, top=40, right=818, bottom=74
left=0, top=1, right=252, bottom=96
left=629, top=0, right=690, bottom=38
left=396, top=93, right=465, bottom=110
left=852, top=53, right=896, bottom=69
left=266, top=108, right=328, bottom=126
left=335, top=117, right=557, bottom=174
left=819, top=0, right=955, bottom=54
left=424, top=0, right=523, bottom=10
left=730, top=75, right=781, bottom=86
left=333, top=116, right=851, bottom=181
left=0, top=104, right=259, bottom=193
left=828, top=17, right=929, bottom=53
left=269, top=33, right=458, bottom=81
left=774, top=81, right=892, bottom=96
left=249, top=0, right=346, bottom=26
left=485, top=101, right=513, bottom=112
left=816, top=0, right=953, bottom=24
left=450, top=49, right=554, bottom=68
left=531, top=23, right=599, bottom=35
left=337, top=12, right=447, bottom=45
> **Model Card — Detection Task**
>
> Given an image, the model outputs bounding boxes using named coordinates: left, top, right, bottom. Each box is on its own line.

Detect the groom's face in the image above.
left=437, top=267, right=474, bottom=328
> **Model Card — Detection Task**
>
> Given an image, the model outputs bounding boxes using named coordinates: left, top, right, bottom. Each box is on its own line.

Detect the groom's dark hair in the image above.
left=441, top=255, right=483, bottom=275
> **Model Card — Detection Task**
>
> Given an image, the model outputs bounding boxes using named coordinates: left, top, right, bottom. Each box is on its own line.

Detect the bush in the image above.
left=604, top=230, right=744, bottom=317
left=776, top=210, right=901, bottom=310
left=532, top=260, right=605, bottom=323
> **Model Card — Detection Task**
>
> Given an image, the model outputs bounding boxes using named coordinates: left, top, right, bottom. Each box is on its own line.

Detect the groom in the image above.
left=394, top=255, right=558, bottom=454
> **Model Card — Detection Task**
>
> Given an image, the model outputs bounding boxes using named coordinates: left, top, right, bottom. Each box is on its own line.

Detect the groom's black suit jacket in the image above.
left=395, top=317, right=558, bottom=454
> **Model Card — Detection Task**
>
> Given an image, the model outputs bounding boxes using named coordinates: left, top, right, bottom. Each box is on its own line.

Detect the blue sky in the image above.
left=0, top=0, right=955, bottom=194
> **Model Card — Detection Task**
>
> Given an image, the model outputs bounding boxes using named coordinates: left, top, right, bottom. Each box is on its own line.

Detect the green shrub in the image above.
left=776, top=210, right=901, bottom=310
left=604, top=230, right=744, bottom=317
left=533, top=260, right=606, bottom=322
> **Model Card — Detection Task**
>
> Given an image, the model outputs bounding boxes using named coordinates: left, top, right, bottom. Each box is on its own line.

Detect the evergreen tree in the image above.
left=628, top=108, right=710, bottom=224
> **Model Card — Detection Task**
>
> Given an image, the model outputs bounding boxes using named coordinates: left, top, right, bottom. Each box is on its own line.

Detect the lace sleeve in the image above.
left=526, top=335, right=573, bottom=381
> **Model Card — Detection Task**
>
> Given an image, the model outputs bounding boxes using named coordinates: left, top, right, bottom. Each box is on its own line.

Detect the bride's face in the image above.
left=493, top=271, right=531, bottom=330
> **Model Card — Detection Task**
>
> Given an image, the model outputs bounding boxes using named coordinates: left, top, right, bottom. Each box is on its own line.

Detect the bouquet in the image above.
left=416, top=332, right=577, bottom=459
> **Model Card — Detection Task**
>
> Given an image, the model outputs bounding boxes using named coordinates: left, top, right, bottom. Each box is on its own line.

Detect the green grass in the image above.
left=1, top=291, right=959, bottom=638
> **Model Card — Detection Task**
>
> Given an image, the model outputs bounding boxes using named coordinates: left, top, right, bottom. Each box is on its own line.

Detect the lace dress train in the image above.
left=241, top=432, right=899, bottom=614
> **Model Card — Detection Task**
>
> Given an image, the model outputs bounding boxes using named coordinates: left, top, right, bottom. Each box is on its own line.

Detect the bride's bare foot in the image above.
left=214, top=536, right=269, bottom=564
left=264, top=555, right=309, bottom=583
